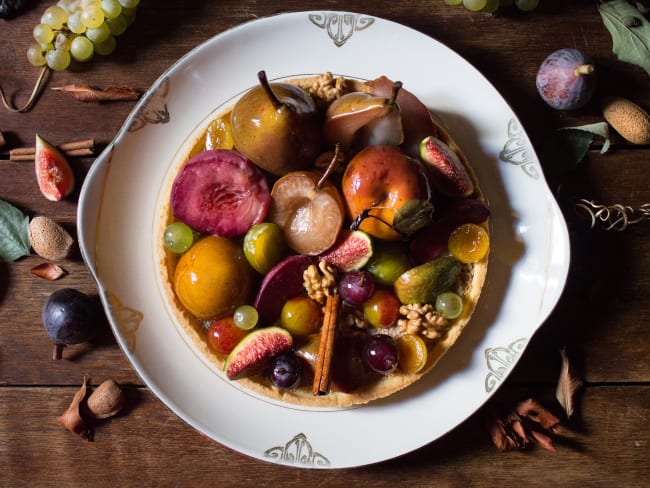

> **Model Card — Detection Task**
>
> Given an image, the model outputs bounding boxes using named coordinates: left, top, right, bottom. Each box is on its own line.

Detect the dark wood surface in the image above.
left=1, top=1, right=648, bottom=486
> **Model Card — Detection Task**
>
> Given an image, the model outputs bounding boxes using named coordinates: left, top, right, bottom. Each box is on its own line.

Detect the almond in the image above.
left=28, top=216, right=75, bottom=261
left=602, top=96, right=650, bottom=145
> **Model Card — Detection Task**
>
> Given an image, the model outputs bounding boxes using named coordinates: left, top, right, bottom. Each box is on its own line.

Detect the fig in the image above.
left=319, top=229, right=373, bottom=272
left=419, top=136, right=474, bottom=197
left=253, top=254, right=316, bottom=325
left=170, top=149, right=270, bottom=237
left=394, top=255, right=461, bottom=305
left=35, top=134, right=75, bottom=201
left=224, top=326, right=293, bottom=380
left=42, top=288, right=102, bottom=360
left=535, top=48, right=596, bottom=111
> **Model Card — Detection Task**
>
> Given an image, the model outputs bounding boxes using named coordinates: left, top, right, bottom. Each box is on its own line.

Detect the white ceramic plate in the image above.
left=78, top=11, right=570, bottom=468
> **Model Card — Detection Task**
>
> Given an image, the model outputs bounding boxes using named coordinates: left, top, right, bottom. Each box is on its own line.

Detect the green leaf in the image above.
left=599, top=0, right=650, bottom=76
left=0, top=199, right=31, bottom=262
left=540, top=121, right=611, bottom=186
left=392, top=199, right=435, bottom=236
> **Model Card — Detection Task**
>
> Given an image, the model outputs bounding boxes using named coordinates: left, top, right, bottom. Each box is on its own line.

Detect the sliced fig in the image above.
left=319, top=229, right=373, bottom=272
left=419, top=136, right=474, bottom=197
left=35, top=134, right=75, bottom=202
left=170, top=149, right=270, bottom=237
left=253, top=254, right=316, bottom=325
left=224, top=326, right=293, bottom=380
left=367, top=76, right=439, bottom=158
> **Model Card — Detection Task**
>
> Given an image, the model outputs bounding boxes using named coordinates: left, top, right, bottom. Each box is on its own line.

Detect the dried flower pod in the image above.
left=28, top=216, right=75, bottom=260
left=86, top=379, right=125, bottom=420
left=31, top=262, right=66, bottom=280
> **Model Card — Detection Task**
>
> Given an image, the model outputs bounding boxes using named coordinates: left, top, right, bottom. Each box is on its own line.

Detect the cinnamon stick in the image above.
left=9, top=138, right=95, bottom=161
left=312, top=294, right=340, bottom=396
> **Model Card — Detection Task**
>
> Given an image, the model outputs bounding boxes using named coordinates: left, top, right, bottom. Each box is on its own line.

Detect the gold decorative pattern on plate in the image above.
left=106, top=291, right=143, bottom=354
left=499, top=118, right=540, bottom=179
left=484, top=338, right=527, bottom=392
left=129, top=77, right=170, bottom=132
left=265, top=433, right=330, bottom=467
left=309, top=12, right=374, bottom=47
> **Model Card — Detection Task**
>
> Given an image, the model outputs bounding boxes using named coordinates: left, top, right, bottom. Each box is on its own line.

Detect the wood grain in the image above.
left=1, top=1, right=648, bottom=486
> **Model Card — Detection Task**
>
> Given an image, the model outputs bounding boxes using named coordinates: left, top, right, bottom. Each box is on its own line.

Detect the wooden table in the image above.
left=1, top=2, right=648, bottom=486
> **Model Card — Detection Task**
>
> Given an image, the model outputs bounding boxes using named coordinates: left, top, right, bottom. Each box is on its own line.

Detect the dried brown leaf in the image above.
left=516, top=398, right=562, bottom=433
left=556, top=347, right=583, bottom=418
left=52, top=83, right=141, bottom=103
left=30, top=262, right=66, bottom=280
left=486, top=409, right=529, bottom=451
left=57, top=376, right=92, bottom=441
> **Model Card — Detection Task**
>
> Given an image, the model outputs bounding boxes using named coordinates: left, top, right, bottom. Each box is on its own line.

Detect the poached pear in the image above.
left=394, top=256, right=461, bottom=305
left=230, top=70, right=323, bottom=176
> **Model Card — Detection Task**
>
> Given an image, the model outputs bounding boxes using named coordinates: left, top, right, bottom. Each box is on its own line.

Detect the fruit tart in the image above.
left=158, top=71, right=490, bottom=407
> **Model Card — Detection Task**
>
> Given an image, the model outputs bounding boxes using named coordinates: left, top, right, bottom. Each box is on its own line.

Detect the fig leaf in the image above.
left=598, top=0, right=650, bottom=76
left=0, top=199, right=31, bottom=262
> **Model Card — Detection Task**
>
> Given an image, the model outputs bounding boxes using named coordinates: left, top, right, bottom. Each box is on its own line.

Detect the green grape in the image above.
left=121, top=7, right=136, bottom=25
left=101, top=0, right=122, bottom=18
left=86, top=21, right=110, bottom=43
left=164, top=221, right=195, bottom=254
left=435, top=292, right=464, bottom=319
left=119, top=0, right=140, bottom=8
left=67, top=12, right=87, bottom=34
left=463, top=0, right=488, bottom=11
left=444, top=0, right=463, bottom=4
left=27, top=45, right=47, bottom=67
left=33, top=24, right=54, bottom=44
left=107, top=15, right=127, bottom=36
left=515, top=0, right=539, bottom=11
left=81, top=5, right=105, bottom=28
left=46, top=49, right=71, bottom=71
left=40, top=41, right=54, bottom=52
left=233, top=305, right=259, bottom=330
left=41, top=5, right=67, bottom=29
left=94, top=35, right=116, bottom=55
left=70, top=36, right=94, bottom=61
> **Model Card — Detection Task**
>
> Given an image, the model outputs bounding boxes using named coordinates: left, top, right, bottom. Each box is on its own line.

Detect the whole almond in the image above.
left=602, top=96, right=650, bottom=145
left=28, top=216, right=74, bottom=261
left=86, top=379, right=125, bottom=420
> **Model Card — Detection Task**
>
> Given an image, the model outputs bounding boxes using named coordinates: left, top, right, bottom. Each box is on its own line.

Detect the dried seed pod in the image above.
left=57, top=376, right=92, bottom=441
left=28, top=216, right=75, bottom=260
left=86, top=379, right=125, bottom=420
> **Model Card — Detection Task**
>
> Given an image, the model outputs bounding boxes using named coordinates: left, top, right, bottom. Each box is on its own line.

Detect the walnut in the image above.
left=303, top=260, right=337, bottom=304
left=342, top=306, right=368, bottom=329
left=309, top=72, right=349, bottom=104
left=397, top=303, right=449, bottom=340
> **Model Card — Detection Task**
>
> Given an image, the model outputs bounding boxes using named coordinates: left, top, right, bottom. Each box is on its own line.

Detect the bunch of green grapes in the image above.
left=27, top=0, right=140, bottom=71
left=444, top=0, right=539, bottom=13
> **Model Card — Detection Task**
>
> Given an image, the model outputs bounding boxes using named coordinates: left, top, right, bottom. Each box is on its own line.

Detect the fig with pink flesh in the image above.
left=224, top=326, right=293, bottom=380
left=536, top=48, right=595, bottom=111
left=35, top=134, right=75, bottom=201
left=319, top=229, right=373, bottom=272
left=419, top=136, right=474, bottom=197
left=170, top=149, right=270, bottom=237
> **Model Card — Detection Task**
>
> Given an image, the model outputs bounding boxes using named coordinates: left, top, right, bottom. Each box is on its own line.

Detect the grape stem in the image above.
left=0, top=66, right=50, bottom=113
left=53, top=343, right=65, bottom=361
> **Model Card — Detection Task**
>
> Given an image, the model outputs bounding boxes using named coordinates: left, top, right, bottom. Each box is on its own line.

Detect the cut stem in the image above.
left=257, top=70, right=283, bottom=111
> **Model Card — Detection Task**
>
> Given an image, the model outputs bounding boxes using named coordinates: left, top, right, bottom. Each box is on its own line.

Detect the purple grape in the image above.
left=338, top=271, right=375, bottom=305
left=363, top=335, right=399, bottom=374
left=42, top=288, right=102, bottom=360
left=269, top=352, right=301, bottom=389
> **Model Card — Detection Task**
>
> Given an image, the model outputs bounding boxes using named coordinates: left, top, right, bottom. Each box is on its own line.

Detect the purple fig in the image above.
left=224, top=326, right=293, bottom=380
left=536, top=48, right=596, bottom=111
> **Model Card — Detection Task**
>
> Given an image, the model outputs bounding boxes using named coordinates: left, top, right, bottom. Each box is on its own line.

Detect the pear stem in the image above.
left=257, top=70, right=283, bottom=110
left=317, top=144, right=342, bottom=189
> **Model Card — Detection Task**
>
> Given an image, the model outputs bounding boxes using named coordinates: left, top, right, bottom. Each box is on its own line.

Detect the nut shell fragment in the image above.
left=28, top=216, right=74, bottom=260
left=602, top=96, right=650, bottom=145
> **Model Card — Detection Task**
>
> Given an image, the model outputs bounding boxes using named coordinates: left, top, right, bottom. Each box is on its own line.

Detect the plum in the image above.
left=536, top=48, right=596, bottom=111
left=42, top=288, right=102, bottom=360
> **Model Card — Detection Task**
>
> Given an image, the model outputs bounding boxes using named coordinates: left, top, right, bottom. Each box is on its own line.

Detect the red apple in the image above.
left=341, top=145, right=428, bottom=240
